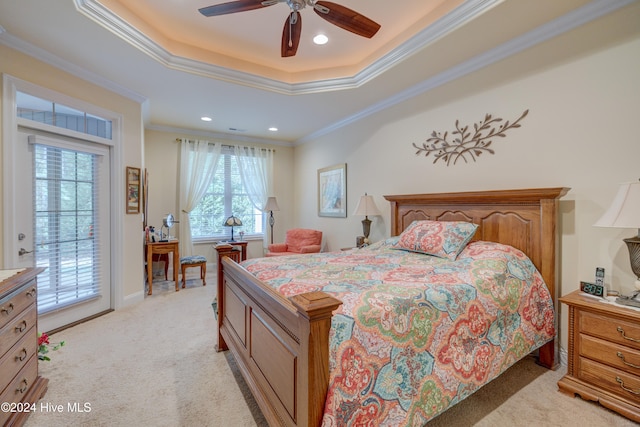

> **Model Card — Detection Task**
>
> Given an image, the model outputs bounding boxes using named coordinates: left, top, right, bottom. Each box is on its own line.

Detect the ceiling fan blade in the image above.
left=199, top=0, right=274, bottom=17
left=314, top=1, right=380, bottom=38
left=281, top=12, right=302, bottom=58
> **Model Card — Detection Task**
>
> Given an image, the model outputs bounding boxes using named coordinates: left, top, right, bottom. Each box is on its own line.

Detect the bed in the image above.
left=216, top=187, right=569, bottom=426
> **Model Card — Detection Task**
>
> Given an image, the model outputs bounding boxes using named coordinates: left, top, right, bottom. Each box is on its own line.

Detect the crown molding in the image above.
left=73, top=0, right=502, bottom=95
left=0, top=30, right=148, bottom=105
left=296, top=0, right=636, bottom=144
left=1, top=0, right=633, bottom=143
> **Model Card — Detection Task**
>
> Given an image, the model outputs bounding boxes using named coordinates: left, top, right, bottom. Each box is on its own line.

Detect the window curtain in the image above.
left=233, top=145, right=274, bottom=248
left=178, top=139, right=221, bottom=256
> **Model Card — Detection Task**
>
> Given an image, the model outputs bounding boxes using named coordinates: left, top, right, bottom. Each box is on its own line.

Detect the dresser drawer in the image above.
left=580, top=333, right=640, bottom=376
left=0, top=280, right=37, bottom=329
left=579, top=357, right=640, bottom=404
left=0, top=355, right=38, bottom=426
left=0, top=304, right=36, bottom=359
left=579, top=310, right=640, bottom=351
left=0, top=326, right=36, bottom=390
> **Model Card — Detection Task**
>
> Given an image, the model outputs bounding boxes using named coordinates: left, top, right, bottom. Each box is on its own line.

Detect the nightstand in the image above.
left=218, top=240, right=247, bottom=261
left=214, top=244, right=242, bottom=293
left=558, top=290, right=640, bottom=422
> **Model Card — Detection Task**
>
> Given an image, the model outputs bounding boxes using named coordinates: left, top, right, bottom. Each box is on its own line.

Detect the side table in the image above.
left=219, top=240, right=247, bottom=261
left=558, top=290, right=640, bottom=422
left=215, top=244, right=242, bottom=290
left=146, top=240, right=179, bottom=295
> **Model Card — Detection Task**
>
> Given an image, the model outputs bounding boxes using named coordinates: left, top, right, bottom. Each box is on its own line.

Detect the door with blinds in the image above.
left=15, top=129, right=112, bottom=332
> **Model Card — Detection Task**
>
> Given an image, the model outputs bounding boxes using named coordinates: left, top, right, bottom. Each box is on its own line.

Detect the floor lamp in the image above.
left=264, top=197, right=280, bottom=244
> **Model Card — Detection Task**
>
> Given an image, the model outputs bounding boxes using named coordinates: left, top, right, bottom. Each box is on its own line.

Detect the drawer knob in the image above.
left=26, top=287, right=36, bottom=298
left=16, top=378, right=28, bottom=394
left=15, top=348, right=28, bottom=362
left=1, top=303, right=14, bottom=315
left=616, top=376, right=640, bottom=395
left=617, top=351, right=640, bottom=369
left=15, top=320, right=28, bottom=333
left=617, top=326, right=640, bottom=343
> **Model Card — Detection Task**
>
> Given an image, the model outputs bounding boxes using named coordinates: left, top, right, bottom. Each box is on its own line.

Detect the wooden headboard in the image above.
left=384, top=187, right=569, bottom=311
left=217, top=188, right=569, bottom=427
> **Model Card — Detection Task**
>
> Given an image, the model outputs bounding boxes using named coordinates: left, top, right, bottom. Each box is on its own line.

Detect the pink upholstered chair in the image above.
left=265, top=228, right=323, bottom=257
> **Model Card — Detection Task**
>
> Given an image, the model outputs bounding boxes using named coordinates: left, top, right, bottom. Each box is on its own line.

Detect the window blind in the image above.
left=33, top=143, right=102, bottom=314
left=189, top=151, right=263, bottom=240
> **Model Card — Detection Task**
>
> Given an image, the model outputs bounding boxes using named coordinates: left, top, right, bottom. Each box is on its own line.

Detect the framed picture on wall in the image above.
left=318, top=163, right=347, bottom=217
left=126, top=166, right=141, bottom=214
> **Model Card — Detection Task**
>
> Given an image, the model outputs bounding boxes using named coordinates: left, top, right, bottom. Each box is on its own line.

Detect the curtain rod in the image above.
left=175, top=138, right=274, bottom=152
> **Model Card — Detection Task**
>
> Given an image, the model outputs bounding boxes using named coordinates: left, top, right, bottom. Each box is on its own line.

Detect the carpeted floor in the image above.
left=25, top=269, right=637, bottom=427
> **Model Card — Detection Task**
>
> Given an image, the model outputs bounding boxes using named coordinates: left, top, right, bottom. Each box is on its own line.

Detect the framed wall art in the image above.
left=126, top=166, right=141, bottom=214
left=318, top=163, right=346, bottom=217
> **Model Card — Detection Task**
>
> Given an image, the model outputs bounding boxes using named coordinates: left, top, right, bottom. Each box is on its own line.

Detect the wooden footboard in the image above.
left=217, top=187, right=568, bottom=426
left=218, top=257, right=341, bottom=427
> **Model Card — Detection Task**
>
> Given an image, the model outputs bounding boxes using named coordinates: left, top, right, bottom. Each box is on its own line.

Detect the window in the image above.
left=17, top=91, right=112, bottom=139
left=33, top=143, right=104, bottom=313
left=189, top=149, right=263, bottom=240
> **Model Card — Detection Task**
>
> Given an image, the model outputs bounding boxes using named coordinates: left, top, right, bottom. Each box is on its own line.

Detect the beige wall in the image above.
left=0, top=43, right=293, bottom=308
left=0, top=45, right=145, bottom=306
left=292, top=15, right=640, bottom=357
left=144, top=129, right=294, bottom=262
left=4, top=4, right=638, bottom=359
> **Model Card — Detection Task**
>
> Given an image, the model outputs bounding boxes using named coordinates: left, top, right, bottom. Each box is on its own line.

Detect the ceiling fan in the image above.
left=198, top=0, right=381, bottom=57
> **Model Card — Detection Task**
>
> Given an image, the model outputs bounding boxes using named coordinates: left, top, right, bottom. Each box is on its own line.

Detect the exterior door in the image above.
left=12, top=127, right=112, bottom=332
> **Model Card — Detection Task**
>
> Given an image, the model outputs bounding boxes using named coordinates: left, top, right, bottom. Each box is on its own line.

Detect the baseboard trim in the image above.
left=122, top=289, right=145, bottom=307
left=46, top=308, right=114, bottom=335
left=558, top=346, right=568, bottom=368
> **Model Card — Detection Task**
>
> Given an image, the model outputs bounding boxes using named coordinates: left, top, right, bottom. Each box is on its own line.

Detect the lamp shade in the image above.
left=353, top=193, right=381, bottom=217
left=264, top=197, right=280, bottom=212
left=224, top=215, right=243, bottom=227
left=594, top=182, right=640, bottom=229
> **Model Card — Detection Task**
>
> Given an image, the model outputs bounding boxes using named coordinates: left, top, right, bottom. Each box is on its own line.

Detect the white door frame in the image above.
left=2, top=74, right=125, bottom=311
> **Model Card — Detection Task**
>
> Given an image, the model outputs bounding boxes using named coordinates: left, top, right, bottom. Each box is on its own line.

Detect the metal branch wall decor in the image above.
left=413, top=109, right=529, bottom=166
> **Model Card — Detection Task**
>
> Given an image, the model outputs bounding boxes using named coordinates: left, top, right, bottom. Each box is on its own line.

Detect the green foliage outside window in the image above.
left=190, top=153, right=263, bottom=240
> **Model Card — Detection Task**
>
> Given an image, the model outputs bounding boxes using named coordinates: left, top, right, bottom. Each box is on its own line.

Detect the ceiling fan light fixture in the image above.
left=200, top=0, right=380, bottom=57
left=313, top=34, right=328, bottom=45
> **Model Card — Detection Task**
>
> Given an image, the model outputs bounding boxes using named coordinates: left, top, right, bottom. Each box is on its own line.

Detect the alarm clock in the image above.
left=580, top=281, right=605, bottom=298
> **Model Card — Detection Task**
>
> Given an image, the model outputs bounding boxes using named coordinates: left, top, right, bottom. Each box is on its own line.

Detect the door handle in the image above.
left=18, top=248, right=33, bottom=256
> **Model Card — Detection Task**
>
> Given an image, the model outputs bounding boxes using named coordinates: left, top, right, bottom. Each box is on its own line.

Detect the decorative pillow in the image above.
left=394, top=220, right=478, bottom=260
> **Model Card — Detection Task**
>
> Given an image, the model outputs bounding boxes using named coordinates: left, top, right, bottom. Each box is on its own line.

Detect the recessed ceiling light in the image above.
left=201, top=116, right=212, bottom=122
left=313, top=34, right=328, bottom=45
left=268, top=127, right=278, bottom=132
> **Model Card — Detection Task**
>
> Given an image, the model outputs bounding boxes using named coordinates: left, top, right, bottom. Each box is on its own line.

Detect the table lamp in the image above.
left=224, top=215, right=243, bottom=242
left=264, top=197, right=280, bottom=244
left=594, top=180, right=640, bottom=295
left=353, top=193, right=381, bottom=245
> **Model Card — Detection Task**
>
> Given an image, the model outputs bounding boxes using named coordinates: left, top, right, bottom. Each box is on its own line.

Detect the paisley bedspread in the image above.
left=240, top=238, right=555, bottom=426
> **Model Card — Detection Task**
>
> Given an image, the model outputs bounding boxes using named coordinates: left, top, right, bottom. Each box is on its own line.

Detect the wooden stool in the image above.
left=180, top=255, right=207, bottom=288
